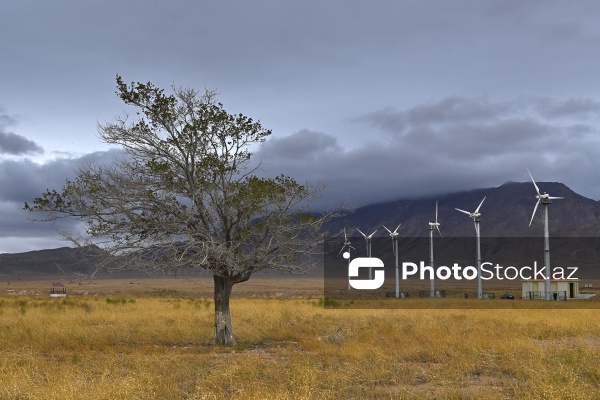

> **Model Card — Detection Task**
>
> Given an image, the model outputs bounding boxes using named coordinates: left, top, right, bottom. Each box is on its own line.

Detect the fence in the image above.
left=463, top=292, right=496, bottom=299
left=385, top=292, right=410, bottom=298
left=524, top=291, right=566, bottom=300
left=418, top=290, right=446, bottom=298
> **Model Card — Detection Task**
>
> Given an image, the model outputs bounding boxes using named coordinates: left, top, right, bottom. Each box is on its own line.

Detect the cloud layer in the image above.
left=256, top=96, right=600, bottom=209
left=0, top=149, right=124, bottom=253
left=0, top=111, right=43, bottom=155
left=2, top=1, right=600, bottom=251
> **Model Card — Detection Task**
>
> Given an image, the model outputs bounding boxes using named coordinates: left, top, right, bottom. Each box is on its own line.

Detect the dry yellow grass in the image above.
left=1, top=285, right=600, bottom=398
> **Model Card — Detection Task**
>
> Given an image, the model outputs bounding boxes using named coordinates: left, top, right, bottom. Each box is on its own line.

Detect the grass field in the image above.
left=1, top=278, right=600, bottom=399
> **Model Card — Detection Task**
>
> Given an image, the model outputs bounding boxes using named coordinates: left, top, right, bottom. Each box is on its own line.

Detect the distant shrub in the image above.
left=106, top=297, right=127, bottom=305
left=188, top=298, right=211, bottom=309
left=315, top=298, right=341, bottom=308
left=80, top=302, right=93, bottom=313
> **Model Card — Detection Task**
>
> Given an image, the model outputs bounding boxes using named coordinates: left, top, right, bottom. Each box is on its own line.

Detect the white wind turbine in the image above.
left=357, top=228, right=377, bottom=280
left=527, top=167, right=563, bottom=300
left=383, top=224, right=402, bottom=298
left=428, top=202, right=442, bottom=297
left=339, top=228, right=356, bottom=290
left=455, top=196, right=486, bottom=299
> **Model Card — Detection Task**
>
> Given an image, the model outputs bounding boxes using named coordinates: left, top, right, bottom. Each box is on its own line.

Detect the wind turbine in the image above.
left=357, top=228, right=377, bottom=280
left=383, top=224, right=401, bottom=298
left=527, top=167, right=563, bottom=301
left=428, top=202, right=442, bottom=297
left=455, top=196, right=486, bottom=299
left=339, top=228, right=355, bottom=290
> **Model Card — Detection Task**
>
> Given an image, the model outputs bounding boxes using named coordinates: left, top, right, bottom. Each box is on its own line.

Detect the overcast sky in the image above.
left=2, top=1, right=600, bottom=253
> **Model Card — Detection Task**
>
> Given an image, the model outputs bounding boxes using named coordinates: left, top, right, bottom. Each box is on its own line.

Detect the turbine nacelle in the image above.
left=383, top=224, right=401, bottom=254
left=383, top=224, right=401, bottom=238
left=455, top=196, right=486, bottom=221
left=428, top=201, right=442, bottom=236
left=527, top=167, right=564, bottom=226
left=339, top=228, right=355, bottom=254
left=535, top=192, right=563, bottom=201
left=357, top=228, right=377, bottom=240
left=357, top=228, right=377, bottom=260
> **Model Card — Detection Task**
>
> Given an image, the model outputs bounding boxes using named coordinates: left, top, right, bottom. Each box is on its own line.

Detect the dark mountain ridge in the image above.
left=3, top=181, right=600, bottom=278
left=328, top=181, right=600, bottom=238
left=0, top=247, right=97, bottom=278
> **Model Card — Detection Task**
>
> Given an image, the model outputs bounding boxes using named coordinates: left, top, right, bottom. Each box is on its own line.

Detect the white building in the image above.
left=521, top=279, right=579, bottom=300
left=50, top=282, right=67, bottom=297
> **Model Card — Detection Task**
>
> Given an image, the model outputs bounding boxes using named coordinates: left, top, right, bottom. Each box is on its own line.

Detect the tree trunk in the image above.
left=213, top=275, right=236, bottom=345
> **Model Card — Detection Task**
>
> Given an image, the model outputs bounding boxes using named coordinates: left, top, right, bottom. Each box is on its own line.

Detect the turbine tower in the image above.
left=455, top=196, right=486, bottom=299
left=527, top=168, right=563, bottom=300
left=339, top=228, right=355, bottom=290
left=357, top=228, right=377, bottom=280
left=383, top=224, right=401, bottom=298
left=428, top=202, right=441, bottom=298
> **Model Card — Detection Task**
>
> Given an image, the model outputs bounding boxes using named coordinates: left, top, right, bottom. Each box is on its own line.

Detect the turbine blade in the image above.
left=475, top=196, right=486, bottom=213
left=529, top=199, right=540, bottom=226
left=382, top=225, right=392, bottom=234
left=436, top=225, right=442, bottom=237
left=393, top=224, right=401, bottom=234
left=455, top=208, right=472, bottom=216
left=526, top=167, right=541, bottom=196
left=368, top=230, right=377, bottom=238
left=356, top=228, right=367, bottom=238
left=435, top=201, right=439, bottom=224
left=548, top=196, right=564, bottom=200
left=343, top=228, right=347, bottom=241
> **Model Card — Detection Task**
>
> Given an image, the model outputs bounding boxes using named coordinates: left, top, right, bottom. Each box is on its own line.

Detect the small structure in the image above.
left=522, top=279, right=579, bottom=300
left=50, top=282, right=67, bottom=297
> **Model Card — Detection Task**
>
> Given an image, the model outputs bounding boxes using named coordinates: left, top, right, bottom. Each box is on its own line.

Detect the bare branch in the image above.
left=25, top=76, right=339, bottom=344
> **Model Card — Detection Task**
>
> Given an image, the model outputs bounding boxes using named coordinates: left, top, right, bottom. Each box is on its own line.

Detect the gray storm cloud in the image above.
left=2, top=1, right=600, bottom=251
left=3, top=95, right=600, bottom=252
left=0, top=149, right=124, bottom=252
left=256, top=96, right=600, bottom=209
left=0, top=112, right=43, bottom=155
left=0, top=131, right=43, bottom=155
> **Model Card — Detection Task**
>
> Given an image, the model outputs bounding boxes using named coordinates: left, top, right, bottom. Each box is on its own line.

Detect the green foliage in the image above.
left=24, top=76, right=334, bottom=345
left=25, top=75, right=331, bottom=282
left=188, top=298, right=211, bottom=309
left=106, top=297, right=128, bottom=305
left=315, top=298, right=341, bottom=308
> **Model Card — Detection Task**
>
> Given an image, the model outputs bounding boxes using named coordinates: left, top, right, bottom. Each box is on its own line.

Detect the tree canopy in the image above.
left=25, top=75, right=334, bottom=344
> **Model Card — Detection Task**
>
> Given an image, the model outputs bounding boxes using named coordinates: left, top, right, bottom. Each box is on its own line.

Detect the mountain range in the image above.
left=2, top=181, right=600, bottom=278
left=328, top=181, right=600, bottom=238
left=0, top=247, right=97, bottom=278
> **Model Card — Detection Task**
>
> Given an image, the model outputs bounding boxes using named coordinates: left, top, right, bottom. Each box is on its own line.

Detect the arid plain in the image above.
left=1, top=277, right=600, bottom=399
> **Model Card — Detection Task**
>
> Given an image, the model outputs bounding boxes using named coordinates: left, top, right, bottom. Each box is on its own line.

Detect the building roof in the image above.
left=52, top=282, right=65, bottom=287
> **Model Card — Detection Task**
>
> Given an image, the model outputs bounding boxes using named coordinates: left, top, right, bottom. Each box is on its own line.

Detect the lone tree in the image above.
left=25, top=76, right=333, bottom=345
